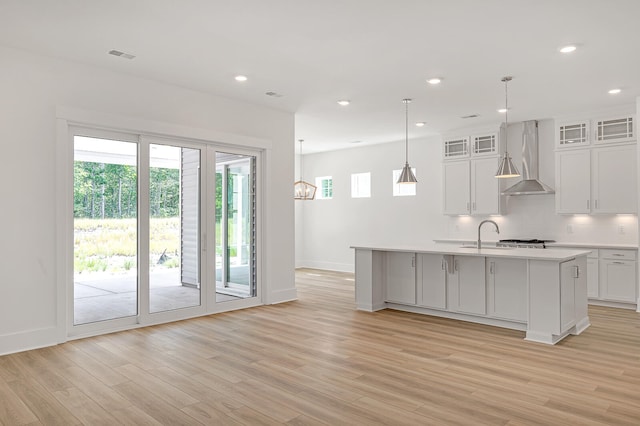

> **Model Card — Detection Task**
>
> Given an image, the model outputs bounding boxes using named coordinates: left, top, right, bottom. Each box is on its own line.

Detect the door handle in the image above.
left=466, top=202, right=470, bottom=212
left=472, top=201, right=476, bottom=211
left=454, top=260, right=459, bottom=272
left=573, top=265, right=579, bottom=278
left=587, top=199, right=590, bottom=209
left=411, top=256, right=415, bottom=268
left=490, top=262, right=495, bottom=275
left=612, top=261, right=625, bottom=265
left=595, top=199, right=599, bottom=209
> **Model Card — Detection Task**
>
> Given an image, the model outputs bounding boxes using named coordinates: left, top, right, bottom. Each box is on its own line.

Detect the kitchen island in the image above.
left=352, top=244, right=592, bottom=344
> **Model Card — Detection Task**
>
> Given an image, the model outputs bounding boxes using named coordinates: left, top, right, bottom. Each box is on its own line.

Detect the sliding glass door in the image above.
left=69, top=126, right=261, bottom=335
left=215, top=152, right=257, bottom=302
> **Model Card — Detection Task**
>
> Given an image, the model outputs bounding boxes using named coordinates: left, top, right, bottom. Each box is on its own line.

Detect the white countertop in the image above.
left=433, top=238, right=638, bottom=250
left=351, top=244, right=591, bottom=262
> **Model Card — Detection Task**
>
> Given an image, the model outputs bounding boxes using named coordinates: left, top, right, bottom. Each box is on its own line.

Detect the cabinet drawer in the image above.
left=600, top=249, right=636, bottom=260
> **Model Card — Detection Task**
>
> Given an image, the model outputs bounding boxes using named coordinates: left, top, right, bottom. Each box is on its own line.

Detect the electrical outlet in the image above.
left=618, top=225, right=625, bottom=234
left=567, top=224, right=573, bottom=234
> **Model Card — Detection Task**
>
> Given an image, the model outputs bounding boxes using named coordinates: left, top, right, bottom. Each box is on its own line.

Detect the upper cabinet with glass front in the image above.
left=556, top=119, right=590, bottom=148
left=471, top=132, right=499, bottom=157
left=594, top=115, right=635, bottom=144
left=443, top=130, right=500, bottom=160
left=443, top=136, right=469, bottom=160
left=556, top=111, right=636, bottom=149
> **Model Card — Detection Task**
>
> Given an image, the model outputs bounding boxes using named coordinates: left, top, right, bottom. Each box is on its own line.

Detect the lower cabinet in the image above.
left=600, top=258, right=637, bottom=303
left=417, top=254, right=447, bottom=309
left=487, top=258, right=527, bottom=322
left=448, top=256, right=486, bottom=315
left=586, top=254, right=599, bottom=298
left=384, top=251, right=416, bottom=305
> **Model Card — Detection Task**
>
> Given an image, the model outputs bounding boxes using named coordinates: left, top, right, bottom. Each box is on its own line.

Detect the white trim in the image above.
left=298, top=260, right=354, bottom=273
left=265, top=288, right=298, bottom=305
left=56, top=106, right=272, bottom=150
left=0, top=327, right=61, bottom=357
left=56, top=106, right=270, bottom=346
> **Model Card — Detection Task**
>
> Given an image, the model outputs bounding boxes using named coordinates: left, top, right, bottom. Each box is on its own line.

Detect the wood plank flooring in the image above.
left=1, top=267, right=640, bottom=425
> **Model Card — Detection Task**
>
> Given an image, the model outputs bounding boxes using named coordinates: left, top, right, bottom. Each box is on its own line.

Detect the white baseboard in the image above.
left=266, top=287, right=298, bottom=304
left=296, top=260, right=354, bottom=273
left=0, top=326, right=62, bottom=356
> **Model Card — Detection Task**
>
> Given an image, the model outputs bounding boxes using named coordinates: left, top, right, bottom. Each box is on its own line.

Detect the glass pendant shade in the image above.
left=398, top=162, right=418, bottom=183
left=294, top=180, right=316, bottom=200
left=495, top=152, right=520, bottom=178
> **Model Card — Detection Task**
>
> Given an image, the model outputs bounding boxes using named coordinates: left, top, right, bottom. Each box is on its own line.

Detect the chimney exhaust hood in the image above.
left=502, top=120, right=555, bottom=196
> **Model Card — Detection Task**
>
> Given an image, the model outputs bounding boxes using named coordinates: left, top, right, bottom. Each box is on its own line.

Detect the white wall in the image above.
left=0, top=45, right=295, bottom=354
left=297, top=136, right=448, bottom=272
left=298, top=117, right=638, bottom=272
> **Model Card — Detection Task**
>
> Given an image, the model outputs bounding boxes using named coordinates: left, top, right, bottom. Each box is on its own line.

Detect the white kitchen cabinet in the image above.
left=448, top=256, right=486, bottom=315
left=555, top=145, right=637, bottom=214
left=599, top=249, right=637, bottom=303
left=443, top=160, right=470, bottom=215
left=593, top=115, right=635, bottom=144
left=443, top=136, right=469, bottom=160
left=471, top=157, right=502, bottom=215
left=556, top=119, right=590, bottom=149
left=559, top=260, right=578, bottom=332
left=417, top=254, right=447, bottom=309
left=471, top=132, right=499, bottom=157
left=443, top=158, right=503, bottom=215
left=487, top=258, right=527, bottom=322
left=555, top=149, right=591, bottom=214
left=586, top=254, right=599, bottom=299
left=591, top=145, right=637, bottom=214
left=384, top=251, right=416, bottom=305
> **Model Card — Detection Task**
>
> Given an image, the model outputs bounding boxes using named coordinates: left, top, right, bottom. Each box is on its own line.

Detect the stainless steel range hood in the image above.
left=502, top=120, right=555, bottom=195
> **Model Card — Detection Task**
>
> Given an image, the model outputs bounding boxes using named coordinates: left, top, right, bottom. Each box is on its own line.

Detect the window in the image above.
left=315, top=176, right=333, bottom=199
left=392, top=169, right=417, bottom=196
left=351, top=172, right=371, bottom=198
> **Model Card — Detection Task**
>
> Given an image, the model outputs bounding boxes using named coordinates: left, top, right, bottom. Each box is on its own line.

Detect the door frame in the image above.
left=57, top=109, right=269, bottom=341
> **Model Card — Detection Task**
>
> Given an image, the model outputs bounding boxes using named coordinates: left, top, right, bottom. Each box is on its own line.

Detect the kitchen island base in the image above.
left=354, top=246, right=591, bottom=345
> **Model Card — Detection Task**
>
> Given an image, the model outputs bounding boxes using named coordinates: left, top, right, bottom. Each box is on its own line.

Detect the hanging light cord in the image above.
left=298, top=139, right=304, bottom=181
left=502, top=77, right=511, bottom=155
left=403, top=99, right=411, bottom=163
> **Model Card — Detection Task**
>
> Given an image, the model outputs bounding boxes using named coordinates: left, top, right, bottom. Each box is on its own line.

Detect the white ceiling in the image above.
left=1, top=0, right=639, bottom=154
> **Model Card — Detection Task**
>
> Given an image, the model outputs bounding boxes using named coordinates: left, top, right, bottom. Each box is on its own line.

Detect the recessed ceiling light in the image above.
left=427, top=78, right=442, bottom=85
left=559, top=45, right=577, bottom=53
left=608, top=88, right=621, bottom=94
left=497, top=108, right=508, bottom=113
left=108, top=49, right=135, bottom=60
left=235, top=75, right=248, bottom=82
left=415, top=122, right=426, bottom=127
left=337, top=100, right=350, bottom=106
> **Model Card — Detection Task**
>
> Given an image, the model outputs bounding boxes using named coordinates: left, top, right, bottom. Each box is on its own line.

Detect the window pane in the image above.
left=393, top=169, right=417, bottom=196
left=149, top=144, right=201, bottom=313
left=73, top=136, right=138, bottom=325
left=351, top=172, right=371, bottom=198
left=315, top=176, right=333, bottom=199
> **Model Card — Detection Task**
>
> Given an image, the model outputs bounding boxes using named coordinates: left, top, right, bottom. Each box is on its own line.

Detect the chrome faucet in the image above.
left=477, top=220, right=500, bottom=249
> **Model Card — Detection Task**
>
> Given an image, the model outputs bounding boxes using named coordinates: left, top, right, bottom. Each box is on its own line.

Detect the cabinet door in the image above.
left=593, top=115, right=635, bottom=144
left=555, top=150, right=591, bottom=214
left=556, top=120, right=590, bottom=148
left=560, top=261, right=577, bottom=332
left=487, top=258, right=527, bottom=322
left=418, top=254, right=447, bottom=309
left=443, top=161, right=470, bottom=215
left=471, top=157, right=501, bottom=215
left=450, top=256, right=486, bottom=315
left=586, top=257, right=599, bottom=298
left=384, top=252, right=416, bottom=305
left=592, top=145, right=638, bottom=214
left=599, top=259, right=637, bottom=303
left=471, top=133, right=498, bottom=157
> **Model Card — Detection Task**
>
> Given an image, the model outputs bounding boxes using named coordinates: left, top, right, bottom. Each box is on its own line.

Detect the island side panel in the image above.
left=573, top=256, right=590, bottom=335
left=354, top=249, right=385, bottom=311
left=526, top=259, right=562, bottom=344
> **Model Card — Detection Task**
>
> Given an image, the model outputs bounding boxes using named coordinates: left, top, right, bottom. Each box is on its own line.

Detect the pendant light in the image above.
left=397, top=98, right=418, bottom=184
left=495, top=76, right=521, bottom=178
left=294, top=139, right=317, bottom=200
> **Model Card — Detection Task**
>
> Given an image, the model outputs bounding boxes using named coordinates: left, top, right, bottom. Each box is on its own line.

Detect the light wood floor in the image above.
left=1, top=268, right=640, bottom=425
